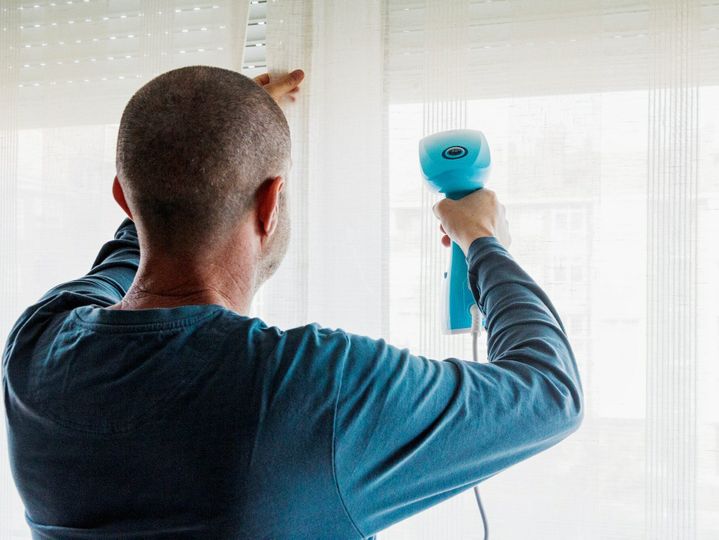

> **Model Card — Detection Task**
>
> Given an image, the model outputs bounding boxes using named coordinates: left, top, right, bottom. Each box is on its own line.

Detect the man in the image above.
left=2, top=66, right=582, bottom=539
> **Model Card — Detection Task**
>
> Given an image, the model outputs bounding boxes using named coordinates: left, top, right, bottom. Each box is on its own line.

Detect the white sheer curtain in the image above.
left=262, top=0, right=719, bottom=539
left=1, top=0, right=718, bottom=539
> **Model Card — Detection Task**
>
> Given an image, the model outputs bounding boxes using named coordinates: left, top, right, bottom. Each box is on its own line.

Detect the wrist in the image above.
left=460, top=230, right=494, bottom=255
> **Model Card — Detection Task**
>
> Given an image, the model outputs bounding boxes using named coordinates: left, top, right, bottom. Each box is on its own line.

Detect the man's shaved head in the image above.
left=116, top=65, right=291, bottom=254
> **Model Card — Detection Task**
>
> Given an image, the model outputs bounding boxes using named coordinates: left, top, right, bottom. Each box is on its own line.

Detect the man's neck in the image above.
left=110, top=256, right=255, bottom=315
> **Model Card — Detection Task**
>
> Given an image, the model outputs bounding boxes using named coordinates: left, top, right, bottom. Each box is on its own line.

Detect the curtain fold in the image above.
left=260, top=0, right=388, bottom=337
left=647, top=1, right=699, bottom=537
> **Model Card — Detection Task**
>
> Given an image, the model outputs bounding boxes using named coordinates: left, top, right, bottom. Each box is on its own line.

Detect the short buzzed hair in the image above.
left=116, top=65, right=291, bottom=253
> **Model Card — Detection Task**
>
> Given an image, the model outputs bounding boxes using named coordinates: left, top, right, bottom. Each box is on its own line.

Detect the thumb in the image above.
left=432, top=198, right=449, bottom=219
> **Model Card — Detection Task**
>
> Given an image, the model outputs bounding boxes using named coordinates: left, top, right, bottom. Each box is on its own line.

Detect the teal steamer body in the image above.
left=418, top=129, right=491, bottom=334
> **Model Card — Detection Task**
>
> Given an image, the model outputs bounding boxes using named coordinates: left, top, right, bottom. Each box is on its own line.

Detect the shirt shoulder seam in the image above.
left=331, top=331, right=366, bottom=539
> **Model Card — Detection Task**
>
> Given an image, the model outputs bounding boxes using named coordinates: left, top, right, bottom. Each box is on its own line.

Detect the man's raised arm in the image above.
left=328, top=191, right=583, bottom=538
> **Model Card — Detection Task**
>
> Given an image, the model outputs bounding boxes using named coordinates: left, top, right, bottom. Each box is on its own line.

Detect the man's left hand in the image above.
left=254, top=69, right=305, bottom=104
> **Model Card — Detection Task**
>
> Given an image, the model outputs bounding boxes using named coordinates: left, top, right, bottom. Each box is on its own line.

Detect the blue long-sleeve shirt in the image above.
left=3, top=218, right=582, bottom=539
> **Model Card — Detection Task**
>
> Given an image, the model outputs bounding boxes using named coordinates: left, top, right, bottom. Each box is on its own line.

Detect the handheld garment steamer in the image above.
left=419, top=129, right=491, bottom=334
left=419, top=128, right=492, bottom=539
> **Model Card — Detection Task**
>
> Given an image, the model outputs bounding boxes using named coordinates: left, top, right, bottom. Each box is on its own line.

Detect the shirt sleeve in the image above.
left=37, top=218, right=140, bottom=306
left=332, top=236, right=583, bottom=538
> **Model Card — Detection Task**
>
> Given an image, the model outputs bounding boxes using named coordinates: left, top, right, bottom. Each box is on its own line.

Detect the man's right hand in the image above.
left=433, top=189, right=511, bottom=255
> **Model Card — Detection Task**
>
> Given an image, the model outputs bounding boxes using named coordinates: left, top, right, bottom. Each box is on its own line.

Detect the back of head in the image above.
left=116, top=65, right=291, bottom=254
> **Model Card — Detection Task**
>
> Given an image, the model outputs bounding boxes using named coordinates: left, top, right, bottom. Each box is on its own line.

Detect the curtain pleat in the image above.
left=262, top=0, right=388, bottom=337
left=0, top=4, right=21, bottom=535
left=647, top=1, right=699, bottom=538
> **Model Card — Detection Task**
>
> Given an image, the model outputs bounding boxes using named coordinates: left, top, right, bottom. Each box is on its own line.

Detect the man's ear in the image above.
left=256, top=176, right=284, bottom=238
left=112, top=176, right=133, bottom=220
